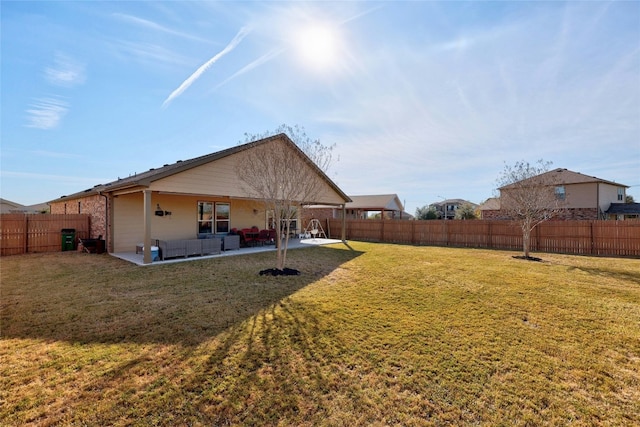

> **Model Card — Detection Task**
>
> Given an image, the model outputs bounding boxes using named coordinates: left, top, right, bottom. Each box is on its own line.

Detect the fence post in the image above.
left=411, top=220, right=416, bottom=245
left=488, top=221, right=492, bottom=249
left=23, top=214, right=28, bottom=254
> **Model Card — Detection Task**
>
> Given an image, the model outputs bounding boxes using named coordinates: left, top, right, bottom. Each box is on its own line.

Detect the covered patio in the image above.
left=49, top=134, right=351, bottom=265
left=111, top=237, right=344, bottom=266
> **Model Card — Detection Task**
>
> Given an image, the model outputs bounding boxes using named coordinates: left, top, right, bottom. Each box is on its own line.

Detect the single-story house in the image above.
left=605, top=203, right=640, bottom=220
left=304, top=194, right=410, bottom=223
left=0, top=198, right=48, bottom=214
left=48, top=134, right=351, bottom=263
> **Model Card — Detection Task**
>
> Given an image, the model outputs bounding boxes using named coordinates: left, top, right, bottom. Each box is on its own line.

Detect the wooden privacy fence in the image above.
left=0, top=214, right=91, bottom=256
left=326, top=219, right=640, bottom=257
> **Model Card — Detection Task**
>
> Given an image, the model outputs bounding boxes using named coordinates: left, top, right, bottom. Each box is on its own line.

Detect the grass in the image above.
left=1, top=242, right=639, bottom=426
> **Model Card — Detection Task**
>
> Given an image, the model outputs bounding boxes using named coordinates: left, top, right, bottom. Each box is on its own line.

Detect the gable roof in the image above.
left=478, top=197, right=500, bottom=210
left=49, top=134, right=350, bottom=204
left=500, top=168, right=628, bottom=190
left=346, top=194, right=404, bottom=211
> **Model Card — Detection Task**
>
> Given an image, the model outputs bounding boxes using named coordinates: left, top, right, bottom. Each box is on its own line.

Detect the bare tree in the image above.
left=236, top=125, right=335, bottom=271
left=454, top=202, right=478, bottom=220
left=496, top=160, right=563, bottom=259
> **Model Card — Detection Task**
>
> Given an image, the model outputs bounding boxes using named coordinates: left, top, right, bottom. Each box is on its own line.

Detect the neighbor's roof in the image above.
left=478, top=197, right=500, bottom=210
left=605, top=203, right=640, bottom=215
left=49, top=134, right=351, bottom=204
left=500, top=168, right=628, bottom=190
left=345, top=194, right=404, bottom=211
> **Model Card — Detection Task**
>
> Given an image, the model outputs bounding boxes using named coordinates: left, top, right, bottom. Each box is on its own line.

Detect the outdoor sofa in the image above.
left=198, top=233, right=240, bottom=251
left=155, top=236, right=221, bottom=260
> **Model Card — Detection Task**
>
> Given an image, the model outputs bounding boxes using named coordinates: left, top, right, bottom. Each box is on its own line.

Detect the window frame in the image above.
left=215, top=202, right=230, bottom=234
left=198, top=201, right=231, bottom=235
left=197, top=201, right=214, bottom=234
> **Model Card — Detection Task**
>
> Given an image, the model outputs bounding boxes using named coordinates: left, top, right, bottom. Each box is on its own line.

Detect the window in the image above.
left=267, top=208, right=298, bottom=234
left=198, top=201, right=231, bottom=234
left=215, top=203, right=230, bottom=233
left=197, top=202, right=213, bottom=234
left=555, top=186, right=566, bottom=200
left=618, top=188, right=624, bottom=201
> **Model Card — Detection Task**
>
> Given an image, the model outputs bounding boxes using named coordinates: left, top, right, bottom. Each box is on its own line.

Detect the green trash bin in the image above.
left=61, top=229, right=76, bottom=251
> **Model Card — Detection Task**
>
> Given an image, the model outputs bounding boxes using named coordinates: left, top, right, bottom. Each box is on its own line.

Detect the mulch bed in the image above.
left=259, top=268, right=301, bottom=276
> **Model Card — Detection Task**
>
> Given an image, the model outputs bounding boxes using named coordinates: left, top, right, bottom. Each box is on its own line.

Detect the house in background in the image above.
left=605, top=203, right=640, bottom=220
left=429, top=199, right=478, bottom=220
left=304, top=194, right=410, bottom=224
left=0, top=198, right=48, bottom=214
left=483, top=168, right=631, bottom=220
left=478, top=197, right=502, bottom=220
left=48, top=134, right=351, bottom=263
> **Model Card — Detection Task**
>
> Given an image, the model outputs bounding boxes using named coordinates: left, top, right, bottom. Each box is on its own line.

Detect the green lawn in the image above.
left=1, top=242, right=639, bottom=426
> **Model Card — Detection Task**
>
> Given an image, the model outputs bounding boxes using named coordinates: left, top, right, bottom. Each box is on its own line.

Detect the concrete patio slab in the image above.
left=111, top=238, right=344, bottom=266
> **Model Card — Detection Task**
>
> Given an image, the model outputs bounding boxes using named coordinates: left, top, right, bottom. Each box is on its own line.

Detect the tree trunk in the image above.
left=523, top=231, right=530, bottom=258
left=522, top=219, right=532, bottom=258
left=275, top=226, right=284, bottom=270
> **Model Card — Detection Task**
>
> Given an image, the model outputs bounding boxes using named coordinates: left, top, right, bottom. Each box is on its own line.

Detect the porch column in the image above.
left=341, top=204, right=347, bottom=242
left=143, top=189, right=152, bottom=264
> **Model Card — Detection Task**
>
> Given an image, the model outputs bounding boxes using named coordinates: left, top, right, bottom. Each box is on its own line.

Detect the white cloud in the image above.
left=109, top=39, right=193, bottom=67
left=44, top=53, right=86, bottom=87
left=112, top=13, right=211, bottom=43
left=25, top=97, right=69, bottom=130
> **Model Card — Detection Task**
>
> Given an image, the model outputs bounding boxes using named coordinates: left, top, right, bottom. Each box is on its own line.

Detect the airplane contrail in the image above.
left=215, top=48, right=285, bottom=90
left=162, top=26, right=251, bottom=108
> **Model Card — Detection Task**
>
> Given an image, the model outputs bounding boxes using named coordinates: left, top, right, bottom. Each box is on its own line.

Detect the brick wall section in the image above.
left=480, top=210, right=510, bottom=220
left=50, top=195, right=107, bottom=239
left=554, top=208, right=599, bottom=220
left=301, top=207, right=335, bottom=229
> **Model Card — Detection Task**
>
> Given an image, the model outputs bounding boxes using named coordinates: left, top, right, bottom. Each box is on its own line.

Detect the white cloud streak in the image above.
left=44, top=53, right=86, bottom=87
left=162, top=26, right=252, bottom=108
left=25, top=97, right=69, bottom=129
left=215, top=48, right=285, bottom=90
left=112, top=13, right=211, bottom=43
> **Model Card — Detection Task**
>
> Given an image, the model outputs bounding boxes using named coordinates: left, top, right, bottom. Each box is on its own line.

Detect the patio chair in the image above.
left=256, top=229, right=270, bottom=245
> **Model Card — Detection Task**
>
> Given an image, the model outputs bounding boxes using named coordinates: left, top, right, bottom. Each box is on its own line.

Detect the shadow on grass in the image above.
left=190, top=297, right=368, bottom=424
left=566, top=264, right=640, bottom=286
left=1, top=245, right=365, bottom=346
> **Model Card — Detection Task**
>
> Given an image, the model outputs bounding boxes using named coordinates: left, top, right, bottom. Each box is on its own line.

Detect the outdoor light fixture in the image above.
left=155, top=204, right=171, bottom=217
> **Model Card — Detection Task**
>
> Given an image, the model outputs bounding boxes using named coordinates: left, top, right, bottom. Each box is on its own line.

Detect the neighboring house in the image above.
left=304, top=194, right=409, bottom=223
left=48, top=134, right=351, bottom=262
left=605, top=203, right=640, bottom=220
left=478, top=197, right=502, bottom=220
left=484, top=168, right=629, bottom=220
left=0, top=198, right=48, bottom=214
left=429, top=199, right=478, bottom=220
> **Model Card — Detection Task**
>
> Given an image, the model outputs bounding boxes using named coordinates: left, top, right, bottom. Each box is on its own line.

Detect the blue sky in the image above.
left=2, top=1, right=639, bottom=215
